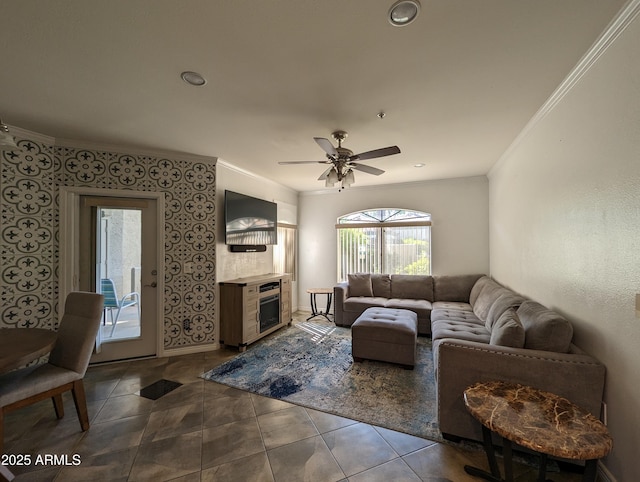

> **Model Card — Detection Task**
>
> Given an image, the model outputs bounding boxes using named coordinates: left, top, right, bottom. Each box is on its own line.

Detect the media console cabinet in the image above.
left=219, top=273, right=292, bottom=351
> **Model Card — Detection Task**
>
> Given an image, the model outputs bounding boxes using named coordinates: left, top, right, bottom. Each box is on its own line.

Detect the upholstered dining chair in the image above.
left=0, top=291, right=104, bottom=455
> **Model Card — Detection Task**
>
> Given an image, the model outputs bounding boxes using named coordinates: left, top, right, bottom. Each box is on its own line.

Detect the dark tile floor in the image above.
left=3, top=313, right=587, bottom=481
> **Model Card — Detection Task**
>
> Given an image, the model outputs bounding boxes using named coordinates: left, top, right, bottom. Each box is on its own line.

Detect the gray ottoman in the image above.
left=351, top=307, right=418, bottom=369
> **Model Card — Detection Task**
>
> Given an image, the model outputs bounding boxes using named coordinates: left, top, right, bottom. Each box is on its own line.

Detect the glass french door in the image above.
left=78, top=196, right=158, bottom=362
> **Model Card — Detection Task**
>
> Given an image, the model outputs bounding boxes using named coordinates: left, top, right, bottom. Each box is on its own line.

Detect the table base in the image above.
left=464, top=426, right=599, bottom=482
left=306, top=291, right=333, bottom=322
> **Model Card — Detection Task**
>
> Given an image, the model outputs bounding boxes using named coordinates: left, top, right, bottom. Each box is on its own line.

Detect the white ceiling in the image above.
left=1, top=0, right=625, bottom=192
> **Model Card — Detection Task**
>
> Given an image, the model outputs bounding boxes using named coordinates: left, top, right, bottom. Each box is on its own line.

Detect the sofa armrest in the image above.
left=333, top=282, right=349, bottom=325
left=436, top=339, right=606, bottom=442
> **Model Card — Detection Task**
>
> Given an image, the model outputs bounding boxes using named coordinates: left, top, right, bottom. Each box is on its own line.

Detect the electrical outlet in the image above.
left=184, top=262, right=194, bottom=274
left=601, top=402, right=608, bottom=425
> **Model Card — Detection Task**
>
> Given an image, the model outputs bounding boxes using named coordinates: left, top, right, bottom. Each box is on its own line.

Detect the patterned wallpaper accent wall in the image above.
left=1, top=133, right=217, bottom=350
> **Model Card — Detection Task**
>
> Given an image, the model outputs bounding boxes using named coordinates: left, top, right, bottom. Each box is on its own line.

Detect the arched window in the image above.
left=336, top=208, right=431, bottom=282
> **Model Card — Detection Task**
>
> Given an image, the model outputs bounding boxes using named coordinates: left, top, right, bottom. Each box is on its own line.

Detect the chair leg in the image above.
left=0, top=409, right=15, bottom=482
left=71, top=380, right=90, bottom=431
left=0, top=408, right=4, bottom=456
left=0, top=463, right=13, bottom=482
left=109, top=313, right=119, bottom=338
left=52, top=394, right=65, bottom=419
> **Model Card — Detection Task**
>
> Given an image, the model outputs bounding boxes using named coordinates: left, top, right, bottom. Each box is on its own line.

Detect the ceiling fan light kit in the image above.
left=343, top=169, right=355, bottom=187
left=325, top=168, right=339, bottom=187
left=279, top=130, right=401, bottom=191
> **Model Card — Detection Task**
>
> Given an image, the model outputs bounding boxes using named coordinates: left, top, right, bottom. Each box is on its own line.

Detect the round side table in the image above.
left=463, top=380, right=612, bottom=482
left=306, top=288, right=334, bottom=322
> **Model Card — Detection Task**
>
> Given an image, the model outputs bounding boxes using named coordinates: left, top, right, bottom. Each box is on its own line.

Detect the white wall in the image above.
left=488, top=8, right=640, bottom=481
left=298, top=176, right=489, bottom=310
left=215, top=161, right=299, bottom=308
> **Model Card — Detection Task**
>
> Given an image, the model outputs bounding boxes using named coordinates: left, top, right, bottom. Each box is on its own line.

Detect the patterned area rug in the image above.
left=202, top=320, right=441, bottom=442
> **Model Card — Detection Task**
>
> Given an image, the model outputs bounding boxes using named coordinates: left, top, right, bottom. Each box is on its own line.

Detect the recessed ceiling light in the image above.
left=181, top=71, right=207, bottom=86
left=388, top=0, right=421, bottom=27
left=414, top=163, right=425, bottom=168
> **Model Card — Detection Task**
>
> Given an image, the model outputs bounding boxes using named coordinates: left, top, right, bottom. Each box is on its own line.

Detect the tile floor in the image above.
left=4, top=314, right=588, bottom=482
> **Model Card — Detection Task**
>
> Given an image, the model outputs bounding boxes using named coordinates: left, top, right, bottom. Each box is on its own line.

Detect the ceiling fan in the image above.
left=278, top=131, right=401, bottom=190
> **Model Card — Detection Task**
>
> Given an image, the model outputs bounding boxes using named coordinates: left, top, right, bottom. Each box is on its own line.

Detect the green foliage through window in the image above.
left=337, top=209, right=431, bottom=281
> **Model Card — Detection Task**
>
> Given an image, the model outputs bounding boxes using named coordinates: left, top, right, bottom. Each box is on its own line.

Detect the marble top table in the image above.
left=464, top=380, right=612, bottom=482
left=0, top=328, right=57, bottom=373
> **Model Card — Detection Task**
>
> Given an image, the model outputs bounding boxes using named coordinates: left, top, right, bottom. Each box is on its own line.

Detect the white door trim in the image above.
left=59, top=186, right=166, bottom=358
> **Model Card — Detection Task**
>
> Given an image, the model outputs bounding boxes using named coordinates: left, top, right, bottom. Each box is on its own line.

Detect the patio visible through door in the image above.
left=78, top=196, right=159, bottom=363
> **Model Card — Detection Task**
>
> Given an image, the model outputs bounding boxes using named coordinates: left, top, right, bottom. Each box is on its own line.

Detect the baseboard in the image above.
left=598, top=461, right=617, bottom=482
left=161, top=343, right=220, bottom=357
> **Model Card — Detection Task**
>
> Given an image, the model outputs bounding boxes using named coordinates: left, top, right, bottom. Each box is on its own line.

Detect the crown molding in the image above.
left=54, top=137, right=216, bottom=164
left=8, top=125, right=56, bottom=145
left=217, top=159, right=298, bottom=194
left=488, top=0, right=640, bottom=179
left=8, top=125, right=216, bottom=163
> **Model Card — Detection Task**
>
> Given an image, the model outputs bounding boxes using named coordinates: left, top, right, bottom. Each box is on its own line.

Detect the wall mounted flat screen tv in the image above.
left=224, top=190, right=277, bottom=245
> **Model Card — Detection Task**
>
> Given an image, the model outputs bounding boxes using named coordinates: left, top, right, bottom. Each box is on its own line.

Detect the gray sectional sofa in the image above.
left=333, top=273, right=606, bottom=443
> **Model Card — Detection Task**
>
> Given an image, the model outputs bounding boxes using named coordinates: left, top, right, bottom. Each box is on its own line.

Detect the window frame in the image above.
left=335, top=208, right=431, bottom=282
left=273, top=222, right=297, bottom=281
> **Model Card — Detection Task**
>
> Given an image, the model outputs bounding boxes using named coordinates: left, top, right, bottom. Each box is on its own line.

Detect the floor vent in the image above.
left=138, top=379, right=183, bottom=400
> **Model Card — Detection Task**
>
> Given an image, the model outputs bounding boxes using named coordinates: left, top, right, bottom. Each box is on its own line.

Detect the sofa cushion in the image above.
left=432, top=301, right=473, bottom=312
left=384, top=298, right=432, bottom=320
left=390, top=275, right=434, bottom=301
left=431, top=320, right=490, bottom=344
left=489, top=308, right=525, bottom=348
left=348, top=273, right=373, bottom=297
left=432, top=319, right=487, bottom=334
left=469, top=276, right=492, bottom=306
left=517, top=301, right=574, bottom=353
left=485, top=291, right=526, bottom=331
left=343, top=297, right=388, bottom=312
left=371, top=274, right=392, bottom=298
left=343, top=296, right=387, bottom=312
left=433, top=274, right=484, bottom=302
left=472, top=279, right=506, bottom=322
left=431, top=308, right=484, bottom=324
left=431, top=309, right=483, bottom=326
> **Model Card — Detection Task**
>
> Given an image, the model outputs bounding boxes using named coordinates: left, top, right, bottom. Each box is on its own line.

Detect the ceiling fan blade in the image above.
left=278, top=160, right=328, bottom=165
left=352, top=145, right=401, bottom=161
left=351, top=163, right=385, bottom=176
left=317, top=167, right=333, bottom=180
left=314, top=137, right=338, bottom=158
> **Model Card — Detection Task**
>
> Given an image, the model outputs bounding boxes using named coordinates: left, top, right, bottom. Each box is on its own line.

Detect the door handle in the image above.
left=144, top=282, right=157, bottom=288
